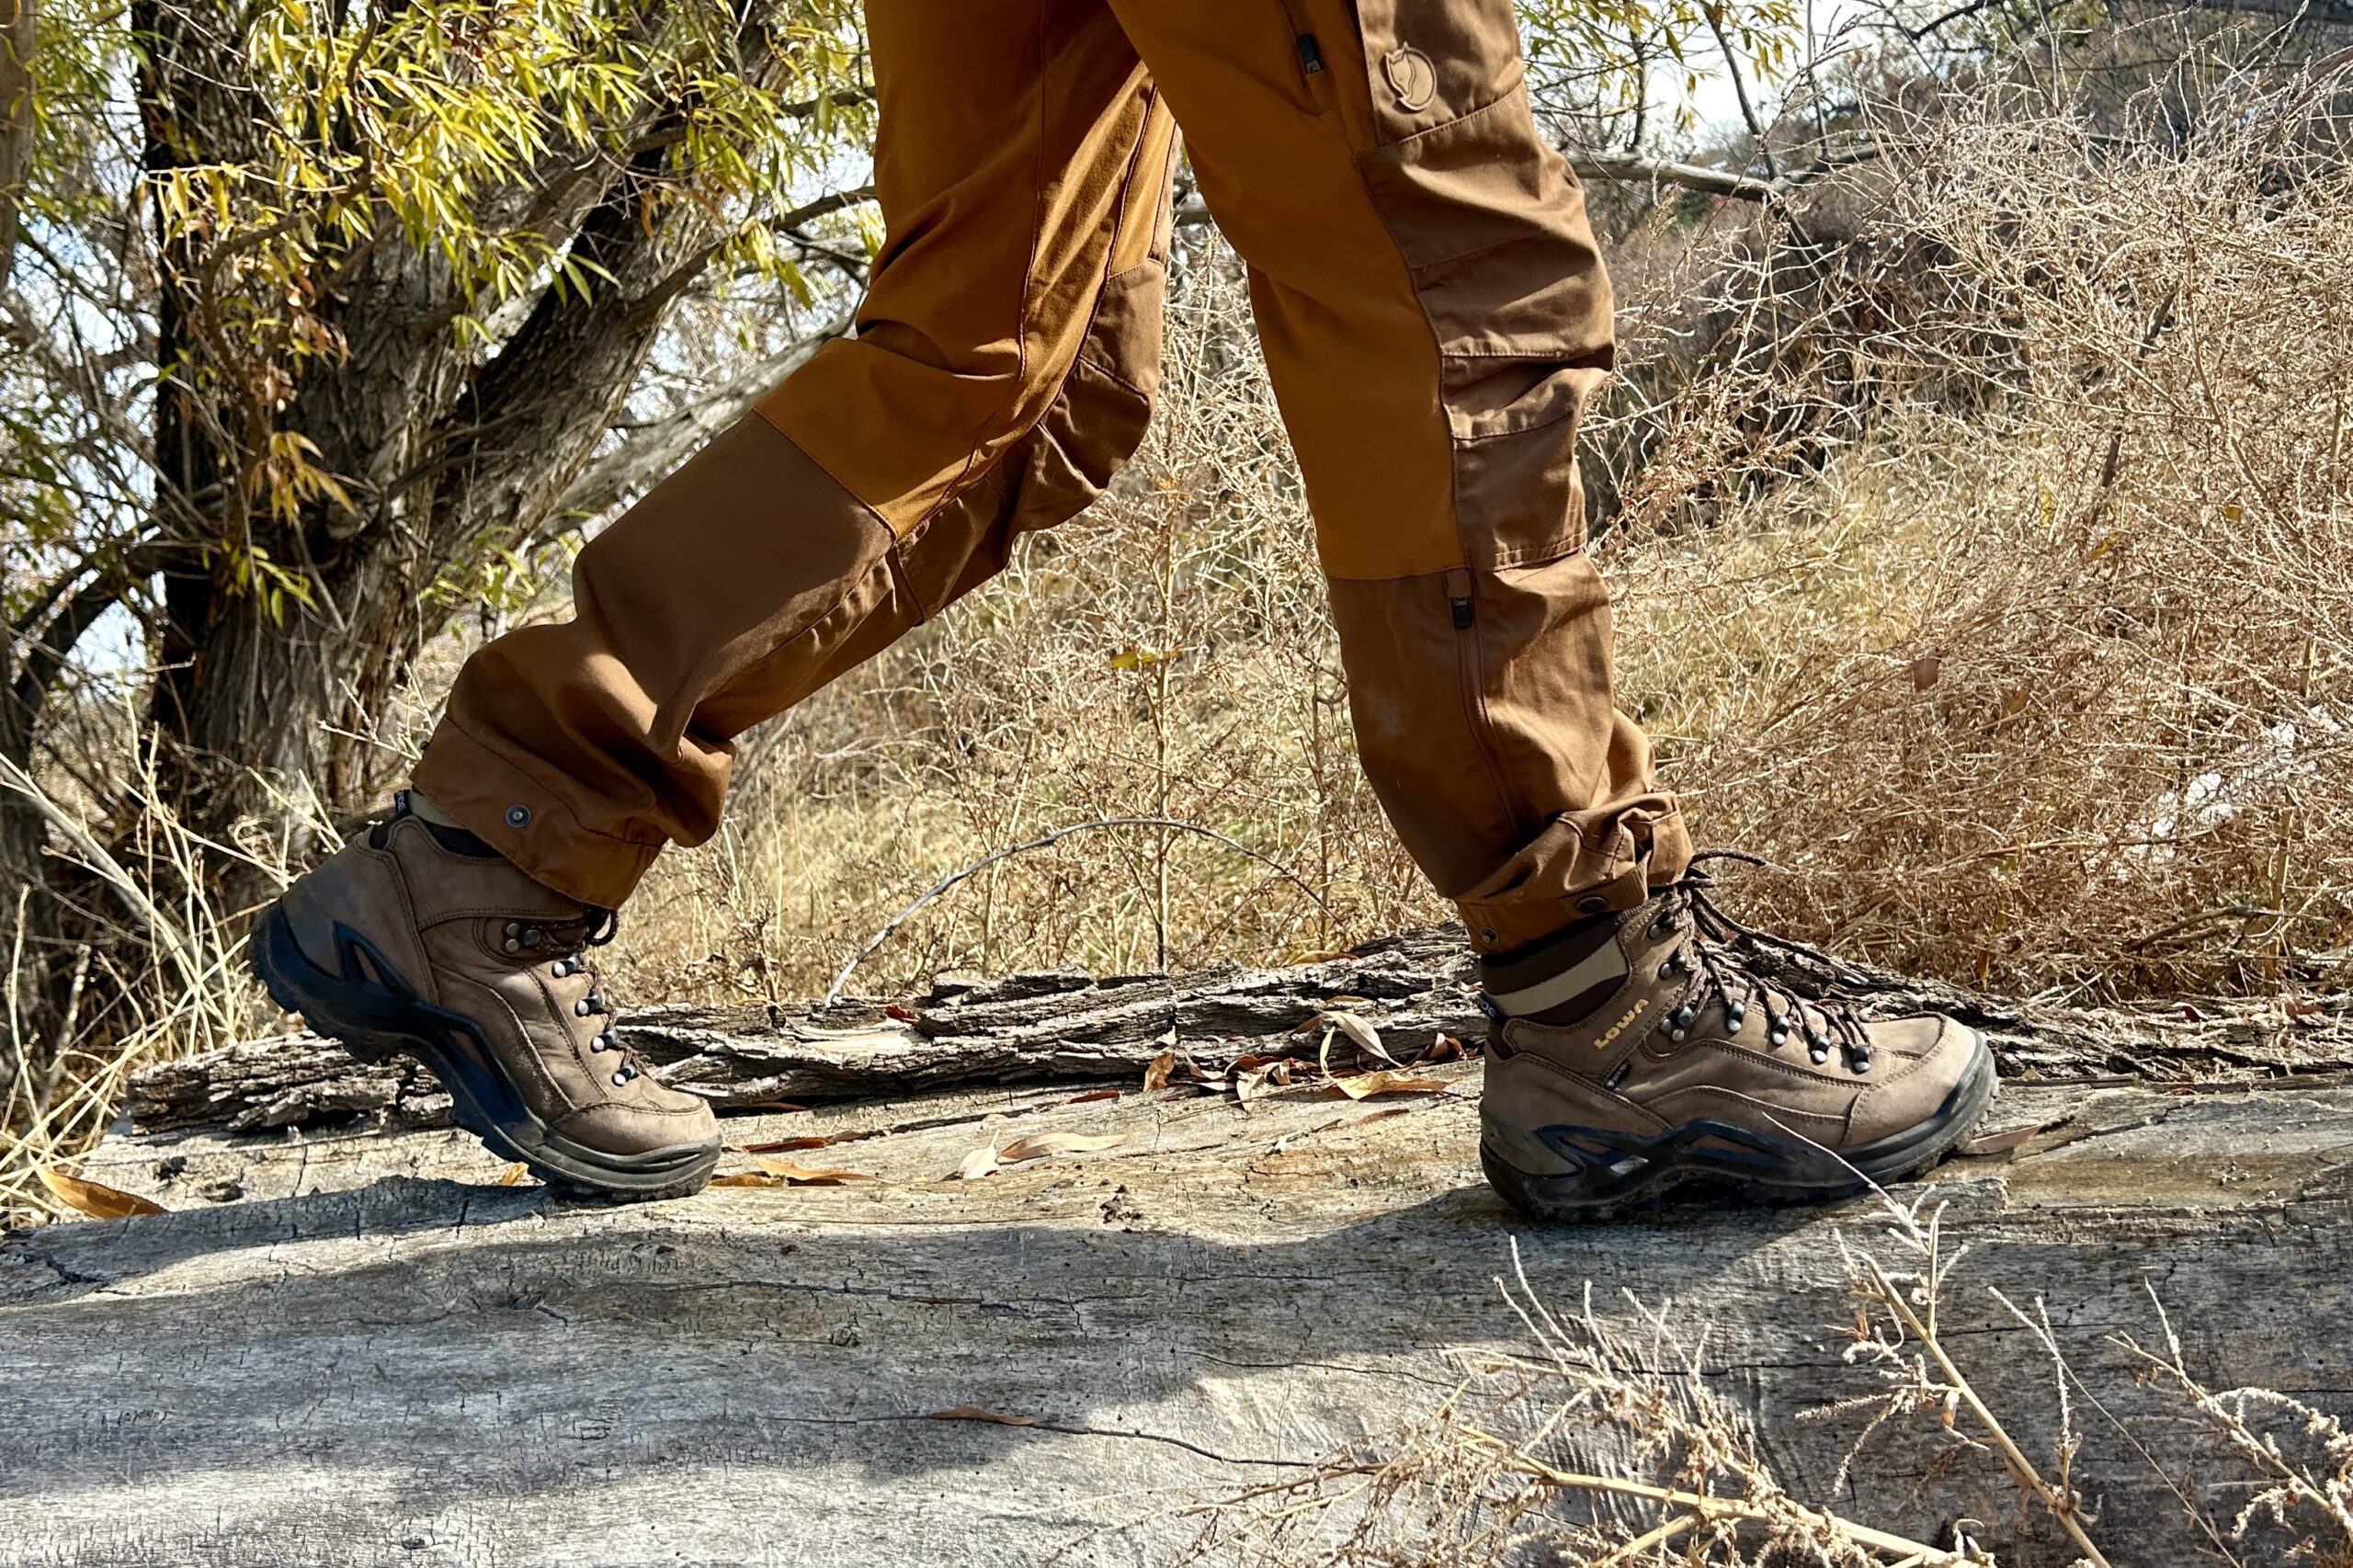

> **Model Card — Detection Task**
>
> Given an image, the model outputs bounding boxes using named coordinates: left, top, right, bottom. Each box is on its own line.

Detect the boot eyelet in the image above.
left=1724, top=1006, right=1745, bottom=1030
left=503, top=938, right=520, bottom=953
left=1669, top=1028, right=1689, bottom=1043
left=1810, top=1047, right=1830, bottom=1064
left=610, top=1070, right=632, bottom=1087
left=574, top=999, right=591, bottom=1017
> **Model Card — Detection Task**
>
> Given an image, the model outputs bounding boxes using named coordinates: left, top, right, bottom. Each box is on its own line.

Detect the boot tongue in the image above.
left=1479, top=907, right=1631, bottom=1024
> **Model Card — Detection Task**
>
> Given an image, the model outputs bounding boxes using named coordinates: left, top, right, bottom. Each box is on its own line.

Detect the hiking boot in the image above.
left=1477, top=854, right=1995, bottom=1219
left=249, top=792, right=722, bottom=1199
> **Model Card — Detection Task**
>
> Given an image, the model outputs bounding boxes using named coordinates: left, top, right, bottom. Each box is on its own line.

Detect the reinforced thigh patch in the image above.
left=1347, top=0, right=1615, bottom=570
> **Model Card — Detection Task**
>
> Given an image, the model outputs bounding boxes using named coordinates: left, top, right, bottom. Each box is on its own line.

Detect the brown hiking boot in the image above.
left=1477, top=854, right=1995, bottom=1219
left=249, top=793, right=722, bottom=1199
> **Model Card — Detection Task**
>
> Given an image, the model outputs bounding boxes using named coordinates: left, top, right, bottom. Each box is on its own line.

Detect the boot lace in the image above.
left=1647, top=850, right=1874, bottom=1074
left=504, top=907, right=644, bottom=1088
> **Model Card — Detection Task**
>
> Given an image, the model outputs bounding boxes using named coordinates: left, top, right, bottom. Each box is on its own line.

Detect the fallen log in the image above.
left=123, top=924, right=2353, bottom=1135
left=9, top=1053, right=2353, bottom=1567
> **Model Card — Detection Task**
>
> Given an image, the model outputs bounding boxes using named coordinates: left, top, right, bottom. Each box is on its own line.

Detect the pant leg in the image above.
left=415, top=0, right=1178, bottom=907
left=1108, top=0, right=1691, bottom=955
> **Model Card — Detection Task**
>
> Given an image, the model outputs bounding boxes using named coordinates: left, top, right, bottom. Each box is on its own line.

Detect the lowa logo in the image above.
left=1592, top=995, right=1647, bottom=1051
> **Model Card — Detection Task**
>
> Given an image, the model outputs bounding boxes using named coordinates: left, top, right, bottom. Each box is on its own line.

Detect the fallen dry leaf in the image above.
left=884, top=1004, right=920, bottom=1023
left=1323, top=1010, right=1397, bottom=1065
left=926, top=1405, right=1041, bottom=1426
left=752, top=1156, right=875, bottom=1185
left=494, top=1162, right=529, bottom=1187
left=1233, top=1065, right=1273, bottom=1108
left=997, top=1131, right=1126, bottom=1164
left=1142, top=1048, right=1176, bottom=1090
left=1418, top=1032, right=1467, bottom=1063
left=1959, top=1122, right=2051, bottom=1157
left=709, top=1171, right=785, bottom=1188
left=1328, top=1070, right=1448, bottom=1101
left=953, top=1142, right=1001, bottom=1181
left=741, top=1135, right=841, bottom=1153
left=36, top=1165, right=166, bottom=1220
left=1067, top=1089, right=1121, bottom=1106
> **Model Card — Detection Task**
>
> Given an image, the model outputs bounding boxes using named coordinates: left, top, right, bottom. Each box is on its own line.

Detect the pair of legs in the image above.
left=257, top=0, right=1995, bottom=1208
left=411, top=0, right=1689, bottom=953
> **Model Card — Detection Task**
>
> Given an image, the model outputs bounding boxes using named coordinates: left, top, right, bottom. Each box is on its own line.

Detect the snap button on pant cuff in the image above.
left=411, top=719, right=662, bottom=910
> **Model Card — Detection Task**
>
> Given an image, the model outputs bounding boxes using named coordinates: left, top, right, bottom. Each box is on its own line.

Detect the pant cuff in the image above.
left=410, top=717, right=664, bottom=910
left=1455, top=803, right=1694, bottom=954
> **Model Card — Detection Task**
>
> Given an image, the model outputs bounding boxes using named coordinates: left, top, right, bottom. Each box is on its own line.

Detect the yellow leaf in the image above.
left=752, top=1156, right=876, bottom=1185
left=37, top=1166, right=167, bottom=1220
left=494, top=1162, right=529, bottom=1187
left=996, top=1131, right=1125, bottom=1164
left=1328, top=1071, right=1448, bottom=1101
left=709, top=1171, right=784, bottom=1187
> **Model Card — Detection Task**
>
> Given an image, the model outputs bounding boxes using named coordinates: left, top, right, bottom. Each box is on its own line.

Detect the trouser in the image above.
left=411, top=0, right=1693, bottom=957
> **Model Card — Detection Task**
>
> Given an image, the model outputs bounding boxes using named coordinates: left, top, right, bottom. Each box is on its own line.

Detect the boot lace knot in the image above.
left=1649, top=851, right=1873, bottom=1074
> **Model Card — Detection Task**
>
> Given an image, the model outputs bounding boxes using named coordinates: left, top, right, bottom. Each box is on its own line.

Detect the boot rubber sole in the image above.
left=1480, top=1031, right=1999, bottom=1221
left=249, top=903, right=720, bottom=1201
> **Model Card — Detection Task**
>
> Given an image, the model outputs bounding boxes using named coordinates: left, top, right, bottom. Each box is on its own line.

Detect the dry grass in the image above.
left=1173, top=1185, right=2353, bottom=1566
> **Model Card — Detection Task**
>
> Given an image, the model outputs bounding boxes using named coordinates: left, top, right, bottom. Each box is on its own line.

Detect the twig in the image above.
left=0, top=749, right=203, bottom=1001
left=1858, top=1254, right=2115, bottom=1567
left=1454, top=1428, right=1972, bottom=1563
left=824, top=817, right=1330, bottom=1004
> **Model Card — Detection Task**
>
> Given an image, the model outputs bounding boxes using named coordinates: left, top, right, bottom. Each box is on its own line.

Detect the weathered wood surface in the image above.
left=120, top=924, right=2353, bottom=1134
left=9, top=1050, right=2353, bottom=1566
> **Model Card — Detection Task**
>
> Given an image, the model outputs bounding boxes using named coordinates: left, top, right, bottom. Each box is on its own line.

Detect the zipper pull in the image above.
left=1450, top=596, right=1474, bottom=630
left=1296, top=33, right=1325, bottom=75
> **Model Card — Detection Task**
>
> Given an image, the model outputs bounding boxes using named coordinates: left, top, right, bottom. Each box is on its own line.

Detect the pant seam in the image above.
left=923, top=3, right=1053, bottom=532
left=910, top=80, right=1164, bottom=543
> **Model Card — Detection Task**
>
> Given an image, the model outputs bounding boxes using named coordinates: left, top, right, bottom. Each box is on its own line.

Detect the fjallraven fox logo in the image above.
left=1381, top=45, right=1436, bottom=111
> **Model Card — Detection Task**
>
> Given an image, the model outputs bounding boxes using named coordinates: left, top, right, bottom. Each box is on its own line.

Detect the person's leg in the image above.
left=260, top=0, right=1179, bottom=1198
left=412, top=0, right=1179, bottom=908
left=1107, top=0, right=1687, bottom=959
left=1111, top=1, right=1991, bottom=1214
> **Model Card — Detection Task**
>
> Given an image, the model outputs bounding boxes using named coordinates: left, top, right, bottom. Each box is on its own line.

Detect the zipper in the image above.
left=1445, top=567, right=1529, bottom=844
left=1277, top=0, right=1339, bottom=113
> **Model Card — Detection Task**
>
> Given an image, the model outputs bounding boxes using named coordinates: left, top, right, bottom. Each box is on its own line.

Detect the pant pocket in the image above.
left=1354, top=85, right=1614, bottom=567
left=1350, top=0, right=1526, bottom=142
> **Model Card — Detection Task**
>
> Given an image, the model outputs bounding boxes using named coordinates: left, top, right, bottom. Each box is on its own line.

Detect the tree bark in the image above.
left=121, top=925, right=2353, bottom=1135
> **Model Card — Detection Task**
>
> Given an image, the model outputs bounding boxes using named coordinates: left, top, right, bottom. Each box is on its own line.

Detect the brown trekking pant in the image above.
left=412, top=0, right=1693, bottom=956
